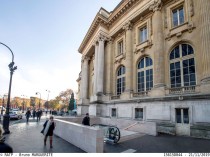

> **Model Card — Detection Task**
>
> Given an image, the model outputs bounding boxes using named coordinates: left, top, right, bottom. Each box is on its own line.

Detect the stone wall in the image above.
left=54, top=119, right=104, bottom=153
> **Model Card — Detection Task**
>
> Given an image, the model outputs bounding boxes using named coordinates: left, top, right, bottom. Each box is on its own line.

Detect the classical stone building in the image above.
left=76, top=0, right=210, bottom=138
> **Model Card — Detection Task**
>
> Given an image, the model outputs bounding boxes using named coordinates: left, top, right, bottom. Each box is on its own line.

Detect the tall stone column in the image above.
left=96, top=34, right=106, bottom=95
left=150, top=0, right=165, bottom=96
left=105, top=38, right=113, bottom=95
left=81, top=56, right=89, bottom=100
left=123, top=21, right=133, bottom=98
left=199, top=0, right=210, bottom=93
left=93, top=42, right=99, bottom=95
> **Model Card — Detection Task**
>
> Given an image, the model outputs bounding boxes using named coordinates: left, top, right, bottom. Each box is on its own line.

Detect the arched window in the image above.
left=117, top=66, right=125, bottom=95
left=137, top=57, right=153, bottom=92
left=170, top=44, right=196, bottom=88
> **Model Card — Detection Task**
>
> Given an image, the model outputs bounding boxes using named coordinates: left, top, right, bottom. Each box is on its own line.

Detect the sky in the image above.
left=0, top=0, right=121, bottom=100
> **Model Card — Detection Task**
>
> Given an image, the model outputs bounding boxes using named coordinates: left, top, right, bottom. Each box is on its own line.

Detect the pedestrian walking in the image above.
left=25, top=109, right=31, bottom=123
left=49, top=110, right=52, bottom=115
left=39, top=109, right=43, bottom=121
left=0, top=126, right=13, bottom=153
left=32, top=109, right=36, bottom=119
left=82, top=113, right=90, bottom=126
left=42, top=116, right=56, bottom=148
left=36, top=109, right=40, bottom=122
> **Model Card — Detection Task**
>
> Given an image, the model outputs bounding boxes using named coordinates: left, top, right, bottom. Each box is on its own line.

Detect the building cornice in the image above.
left=78, top=0, right=140, bottom=54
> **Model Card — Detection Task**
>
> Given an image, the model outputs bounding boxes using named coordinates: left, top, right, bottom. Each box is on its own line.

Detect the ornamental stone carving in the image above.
left=81, top=56, right=90, bottom=63
left=97, top=33, right=108, bottom=42
left=107, top=37, right=114, bottom=45
left=149, top=0, right=162, bottom=12
left=123, top=21, right=133, bottom=31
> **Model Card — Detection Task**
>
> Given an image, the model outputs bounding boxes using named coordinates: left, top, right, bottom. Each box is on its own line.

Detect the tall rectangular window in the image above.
left=135, top=108, right=143, bottom=119
left=112, top=108, right=116, bottom=117
left=139, top=26, right=147, bottom=43
left=118, top=40, right=123, bottom=55
left=172, top=7, right=184, bottom=27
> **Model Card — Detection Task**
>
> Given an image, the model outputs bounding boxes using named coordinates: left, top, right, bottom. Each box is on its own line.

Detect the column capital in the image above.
left=149, top=0, right=162, bottom=12
left=123, top=21, right=133, bottom=31
left=97, top=33, right=108, bottom=42
left=81, top=56, right=90, bottom=63
left=107, top=37, right=114, bottom=45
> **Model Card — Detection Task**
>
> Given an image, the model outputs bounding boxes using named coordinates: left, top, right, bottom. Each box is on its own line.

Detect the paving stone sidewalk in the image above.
left=2, top=116, right=210, bottom=153
left=3, top=118, right=85, bottom=153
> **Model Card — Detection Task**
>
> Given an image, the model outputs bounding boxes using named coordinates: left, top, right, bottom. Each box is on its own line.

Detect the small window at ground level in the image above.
left=135, top=108, right=143, bottom=119
left=112, top=108, right=117, bottom=117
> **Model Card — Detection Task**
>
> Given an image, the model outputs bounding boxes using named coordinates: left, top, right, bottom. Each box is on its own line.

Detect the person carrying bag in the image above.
left=41, top=116, right=56, bottom=148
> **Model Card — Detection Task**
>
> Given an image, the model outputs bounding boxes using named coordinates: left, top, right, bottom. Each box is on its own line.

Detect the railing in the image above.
left=168, top=86, right=198, bottom=95
left=92, top=124, right=121, bottom=144
left=111, top=95, right=120, bottom=100
left=133, top=91, right=149, bottom=97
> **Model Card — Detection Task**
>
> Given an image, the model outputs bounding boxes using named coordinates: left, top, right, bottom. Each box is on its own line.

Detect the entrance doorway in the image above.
left=175, top=108, right=190, bottom=136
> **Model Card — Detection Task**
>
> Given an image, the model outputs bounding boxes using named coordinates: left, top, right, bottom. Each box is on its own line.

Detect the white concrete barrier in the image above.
left=54, top=119, right=104, bottom=153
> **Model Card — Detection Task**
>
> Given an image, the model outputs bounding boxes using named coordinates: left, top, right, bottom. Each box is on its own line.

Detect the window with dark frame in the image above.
left=112, top=108, right=117, bottom=117
left=117, top=66, right=126, bottom=95
left=170, top=44, right=196, bottom=88
left=137, top=57, right=153, bottom=92
left=135, top=108, right=143, bottom=119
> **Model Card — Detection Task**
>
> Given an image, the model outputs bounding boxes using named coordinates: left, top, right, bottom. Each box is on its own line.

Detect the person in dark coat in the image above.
left=43, top=116, right=56, bottom=148
left=36, top=109, right=40, bottom=122
left=25, top=109, right=31, bottom=123
left=32, top=109, right=36, bottom=119
left=0, top=126, right=13, bottom=153
left=39, top=110, right=43, bottom=121
left=82, top=113, right=90, bottom=126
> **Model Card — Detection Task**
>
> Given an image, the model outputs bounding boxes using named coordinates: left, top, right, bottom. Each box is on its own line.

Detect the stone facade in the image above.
left=76, top=0, right=210, bottom=138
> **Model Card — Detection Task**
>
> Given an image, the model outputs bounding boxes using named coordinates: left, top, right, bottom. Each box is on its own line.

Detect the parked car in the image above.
left=9, top=111, right=22, bottom=120
left=12, top=108, right=21, bottom=114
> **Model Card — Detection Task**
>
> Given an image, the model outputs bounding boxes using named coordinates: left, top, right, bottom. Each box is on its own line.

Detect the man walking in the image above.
left=36, top=109, right=40, bottom=122
left=82, top=113, right=90, bottom=126
left=25, top=109, right=31, bottom=123
left=32, top=109, right=36, bottom=119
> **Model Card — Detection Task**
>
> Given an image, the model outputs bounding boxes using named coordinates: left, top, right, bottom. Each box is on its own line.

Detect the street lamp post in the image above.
left=46, top=90, right=50, bottom=114
left=0, top=42, right=17, bottom=134
left=36, top=92, right=41, bottom=109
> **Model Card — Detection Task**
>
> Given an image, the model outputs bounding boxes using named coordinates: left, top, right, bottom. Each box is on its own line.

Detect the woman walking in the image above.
left=43, top=116, right=56, bottom=148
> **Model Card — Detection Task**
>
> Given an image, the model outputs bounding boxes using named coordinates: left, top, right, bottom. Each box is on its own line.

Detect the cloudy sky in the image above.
left=0, top=0, right=121, bottom=100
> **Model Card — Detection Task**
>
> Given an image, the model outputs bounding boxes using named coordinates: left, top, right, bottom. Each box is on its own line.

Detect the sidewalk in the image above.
left=3, top=118, right=85, bottom=153
left=2, top=116, right=210, bottom=153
